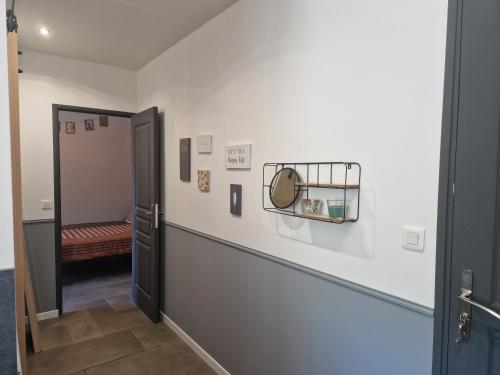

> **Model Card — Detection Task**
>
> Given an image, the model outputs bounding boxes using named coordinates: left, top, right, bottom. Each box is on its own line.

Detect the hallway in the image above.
left=28, top=271, right=215, bottom=375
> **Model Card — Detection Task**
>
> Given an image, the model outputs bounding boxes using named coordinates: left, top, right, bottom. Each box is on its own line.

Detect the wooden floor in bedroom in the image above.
left=28, top=259, right=215, bottom=375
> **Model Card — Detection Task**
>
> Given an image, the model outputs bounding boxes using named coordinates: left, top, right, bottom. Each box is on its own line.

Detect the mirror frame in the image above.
left=269, top=167, right=301, bottom=209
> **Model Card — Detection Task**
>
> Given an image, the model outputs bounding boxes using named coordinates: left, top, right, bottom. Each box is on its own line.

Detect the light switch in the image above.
left=41, top=199, right=53, bottom=210
left=402, top=226, right=425, bottom=252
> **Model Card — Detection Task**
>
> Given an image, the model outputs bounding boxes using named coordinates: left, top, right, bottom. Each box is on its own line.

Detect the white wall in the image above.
left=60, top=112, right=132, bottom=225
left=0, top=0, right=15, bottom=270
left=19, top=50, right=137, bottom=221
left=138, top=0, right=448, bottom=307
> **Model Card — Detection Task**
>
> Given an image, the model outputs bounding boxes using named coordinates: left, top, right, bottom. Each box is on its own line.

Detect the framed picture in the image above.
left=197, top=135, right=213, bottom=153
left=180, top=138, right=191, bottom=182
left=65, top=122, right=75, bottom=134
left=230, top=184, right=242, bottom=216
left=197, top=170, right=210, bottom=192
left=84, top=119, right=94, bottom=131
left=99, top=115, right=109, bottom=127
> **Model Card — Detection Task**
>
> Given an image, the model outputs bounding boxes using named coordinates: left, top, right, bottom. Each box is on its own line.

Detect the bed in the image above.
left=61, top=221, right=132, bottom=263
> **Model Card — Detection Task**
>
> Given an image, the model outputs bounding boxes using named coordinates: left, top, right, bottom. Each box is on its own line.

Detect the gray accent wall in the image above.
left=24, top=220, right=57, bottom=312
left=0, top=269, right=17, bottom=375
left=162, top=222, right=434, bottom=375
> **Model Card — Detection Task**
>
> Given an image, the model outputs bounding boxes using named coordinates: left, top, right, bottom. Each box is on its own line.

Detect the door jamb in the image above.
left=52, top=104, right=135, bottom=315
left=432, top=1, right=462, bottom=373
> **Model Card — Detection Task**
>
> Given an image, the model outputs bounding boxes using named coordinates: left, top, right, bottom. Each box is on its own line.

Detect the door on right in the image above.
left=444, top=0, right=500, bottom=373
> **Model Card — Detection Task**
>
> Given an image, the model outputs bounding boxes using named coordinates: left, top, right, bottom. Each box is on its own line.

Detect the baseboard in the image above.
left=160, top=312, right=230, bottom=375
left=37, top=309, right=59, bottom=321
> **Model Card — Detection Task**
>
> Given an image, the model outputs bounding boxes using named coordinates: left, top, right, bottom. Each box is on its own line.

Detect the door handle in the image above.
left=143, top=204, right=163, bottom=229
left=456, top=270, right=500, bottom=343
left=458, top=291, right=500, bottom=320
left=153, top=203, right=163, bottom=229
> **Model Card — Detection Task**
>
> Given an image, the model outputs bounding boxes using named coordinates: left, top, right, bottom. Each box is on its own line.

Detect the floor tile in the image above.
left=93, top=308, right=153, bottom=335
left=66, top=318, right=103, bottom=343
left=64, top=298, right=113, bottom=316
left=39, top=321, right=72, bottom=351
left=86, top=341, right=214, bottom=375
left=28, top=330, right=145, bottom=375
left=131, top=323, right=179, bottom=349
left=192, top=366, right=218, bottom=375
left=106, top=293, right=136, bottom=312
left=65, top=280, right=131, bottom=308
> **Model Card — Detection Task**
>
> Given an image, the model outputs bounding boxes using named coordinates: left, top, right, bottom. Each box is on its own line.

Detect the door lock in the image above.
left=457, top=311, right=471, bottom=343
left=456, top=269, right=473, bottom=343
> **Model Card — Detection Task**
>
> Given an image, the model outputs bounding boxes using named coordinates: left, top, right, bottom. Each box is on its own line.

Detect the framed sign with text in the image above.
left=225, top=144, right=252, bottom=169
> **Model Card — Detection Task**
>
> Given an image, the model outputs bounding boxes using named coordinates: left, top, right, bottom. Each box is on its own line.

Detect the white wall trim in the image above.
left=160, top=311, right=230, bottom=375
left=37, top=310, right=59, bottom=321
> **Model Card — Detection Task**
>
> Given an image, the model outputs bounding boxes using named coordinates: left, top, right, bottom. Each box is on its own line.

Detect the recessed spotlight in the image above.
left=39, top=27, right=50, bottom=37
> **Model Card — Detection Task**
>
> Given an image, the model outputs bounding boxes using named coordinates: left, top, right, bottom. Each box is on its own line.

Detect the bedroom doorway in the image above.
left=53, top=105, right=135, bottom=315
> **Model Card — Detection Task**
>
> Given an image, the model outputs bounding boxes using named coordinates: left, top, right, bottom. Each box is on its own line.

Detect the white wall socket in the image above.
left=402, top=226, right=425, bottom=252
left=41, top=199, right=53, bottom=210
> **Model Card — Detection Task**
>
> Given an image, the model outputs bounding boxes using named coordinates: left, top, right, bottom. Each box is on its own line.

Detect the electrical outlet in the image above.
left=41, top=199, right=53, bottom=210
left=402, top=226, right=425, bottom=252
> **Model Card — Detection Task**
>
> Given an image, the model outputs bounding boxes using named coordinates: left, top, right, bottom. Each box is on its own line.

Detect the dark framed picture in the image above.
left=65, top=122, right=76, bottom=134
left=99, top=115, right=109, bottom=127
left=230, top=184, right=242, bottom=216
left=180, top=138, right=191, bottom=182
left=84, top=119, right=94, bottom=131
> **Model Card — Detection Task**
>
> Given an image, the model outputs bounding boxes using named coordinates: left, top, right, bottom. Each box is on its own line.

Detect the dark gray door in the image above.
left=131, top=107, right=160, bottom=323
left=446, top=0, right=500, bottom=373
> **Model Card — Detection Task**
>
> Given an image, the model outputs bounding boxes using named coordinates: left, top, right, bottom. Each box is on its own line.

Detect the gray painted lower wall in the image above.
left=162, top=222, right=434, bottom=375
left=21, top=218, right=434, bottom=374
left=0, top=269, right=17, bottom=375
left=24, top=220, right=57, bottom=313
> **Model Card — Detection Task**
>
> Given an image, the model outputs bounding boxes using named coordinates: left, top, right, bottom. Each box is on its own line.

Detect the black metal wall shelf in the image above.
left=262, top=162, right=361, bottom=224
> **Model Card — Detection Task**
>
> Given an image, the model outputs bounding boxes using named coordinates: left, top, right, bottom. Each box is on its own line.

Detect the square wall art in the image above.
left=196, top=135, right=213, bottom=154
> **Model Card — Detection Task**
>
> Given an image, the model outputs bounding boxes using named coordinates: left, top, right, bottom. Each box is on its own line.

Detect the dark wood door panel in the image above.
left=135, top=240, right=151, bottom=296
left=134, top=123, right=151, bottom=211
left=131, top=107, right=160, bottom=323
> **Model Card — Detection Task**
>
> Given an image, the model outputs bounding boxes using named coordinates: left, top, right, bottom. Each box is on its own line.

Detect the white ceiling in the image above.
left=10, top=0, right=238, bottom=70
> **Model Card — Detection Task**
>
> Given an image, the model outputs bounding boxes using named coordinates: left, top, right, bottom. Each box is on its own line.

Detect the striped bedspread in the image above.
left=61, top=221, right=132, bottom=263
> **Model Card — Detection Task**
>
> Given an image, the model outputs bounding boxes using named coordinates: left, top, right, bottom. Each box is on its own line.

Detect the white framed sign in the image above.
left=225, top=144, right=252, bottom=169
left=196, top=134, right=213, bottom=153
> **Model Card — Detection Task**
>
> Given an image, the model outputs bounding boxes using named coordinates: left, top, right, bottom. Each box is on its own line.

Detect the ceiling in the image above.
left=9, top=0, right=238, bottom=70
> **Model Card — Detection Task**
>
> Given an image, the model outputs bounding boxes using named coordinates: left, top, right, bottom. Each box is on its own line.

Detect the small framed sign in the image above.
left=197, top=135, right=213, bottom=154
left=225, top=144, right=252, bottom=169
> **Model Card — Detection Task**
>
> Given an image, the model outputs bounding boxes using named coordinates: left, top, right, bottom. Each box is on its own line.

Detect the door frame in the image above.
left=52, top=104, right=135, bottom=315
left=432, top=1, right=463, bottom=373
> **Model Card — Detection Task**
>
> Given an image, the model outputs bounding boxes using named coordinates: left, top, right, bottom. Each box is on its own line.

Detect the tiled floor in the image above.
left=28, top=259, right=215, bottom=375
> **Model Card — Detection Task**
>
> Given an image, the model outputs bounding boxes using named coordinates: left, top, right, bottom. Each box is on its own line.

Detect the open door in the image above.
left=131, top=107, right=161, bottom=322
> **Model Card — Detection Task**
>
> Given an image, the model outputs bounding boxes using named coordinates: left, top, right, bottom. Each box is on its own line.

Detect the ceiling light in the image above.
left=39, top=27, right=50, bottom=37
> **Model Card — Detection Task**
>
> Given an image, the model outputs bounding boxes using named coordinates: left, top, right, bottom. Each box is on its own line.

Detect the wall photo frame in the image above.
left=99, top=115, right=109, bottom=127
left=65, top=122, right=75, bottom=134
left=84, top=119, right=94, bottom=131
left=180, top=138, right=191, bottom=182
left=230, top=184, right=242, bottom=216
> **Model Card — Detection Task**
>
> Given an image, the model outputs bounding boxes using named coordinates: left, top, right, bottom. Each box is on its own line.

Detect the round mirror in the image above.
left=269, top=168, right=301, bottom=209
